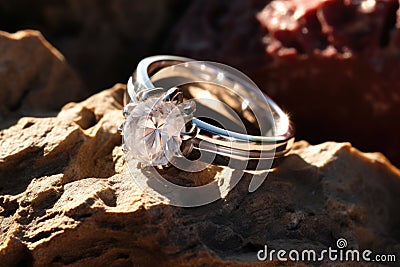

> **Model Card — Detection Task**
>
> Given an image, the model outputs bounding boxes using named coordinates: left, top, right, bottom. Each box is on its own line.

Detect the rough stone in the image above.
left=0, top=30, right=86, bottom=121
left=168, top=0, right=400, bottom=166
left=1, top=85, right=399, bottom=266
left=0, top=0, right=188, bottom=90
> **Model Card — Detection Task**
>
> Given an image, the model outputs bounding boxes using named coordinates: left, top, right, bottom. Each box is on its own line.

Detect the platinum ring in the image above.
left=121, top=55, right=294, bottom=170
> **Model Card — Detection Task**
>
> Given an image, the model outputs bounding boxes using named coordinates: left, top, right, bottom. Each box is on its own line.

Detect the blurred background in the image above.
left=0, top=0, right=191, bottom=90
left=1, top=0, right=399, bottom=166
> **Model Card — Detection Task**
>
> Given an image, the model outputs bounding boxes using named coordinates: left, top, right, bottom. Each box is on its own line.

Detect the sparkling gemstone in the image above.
left=123, top=95, right=195, bottom=166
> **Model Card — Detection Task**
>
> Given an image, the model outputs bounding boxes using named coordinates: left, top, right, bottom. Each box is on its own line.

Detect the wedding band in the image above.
left=121, top=55, right=294, bottom=170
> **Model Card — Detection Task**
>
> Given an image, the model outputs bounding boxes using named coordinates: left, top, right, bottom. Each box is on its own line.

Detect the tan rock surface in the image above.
left=0, top=85, right=399, bottom=266
left=0, top=30, right=86, bottom=121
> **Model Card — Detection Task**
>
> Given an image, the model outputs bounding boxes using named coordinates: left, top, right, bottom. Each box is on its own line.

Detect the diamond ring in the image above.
left=120, top=55, right=294, bottom=171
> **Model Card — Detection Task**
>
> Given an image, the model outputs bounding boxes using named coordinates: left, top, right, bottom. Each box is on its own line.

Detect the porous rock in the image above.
left=0, top=85, right=399, bottom=266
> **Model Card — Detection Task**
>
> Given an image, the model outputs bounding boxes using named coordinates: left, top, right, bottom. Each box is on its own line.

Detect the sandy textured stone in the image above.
left=0, top=30, right=86, bottom=119
left=0, top=85, right=399, bottom=266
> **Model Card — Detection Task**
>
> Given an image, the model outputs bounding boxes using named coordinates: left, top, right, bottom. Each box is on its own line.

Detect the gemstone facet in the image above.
left=122, top=91, right=195, bottom=166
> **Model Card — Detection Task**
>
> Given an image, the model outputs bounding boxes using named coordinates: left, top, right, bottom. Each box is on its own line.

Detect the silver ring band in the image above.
left=124, top=55, right=294, bottom=169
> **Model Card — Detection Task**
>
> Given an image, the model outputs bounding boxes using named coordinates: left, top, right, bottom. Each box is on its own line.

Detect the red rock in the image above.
left=257, top=0, right=400, bottom=165
left=169, top=0, right=400, bottom=166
